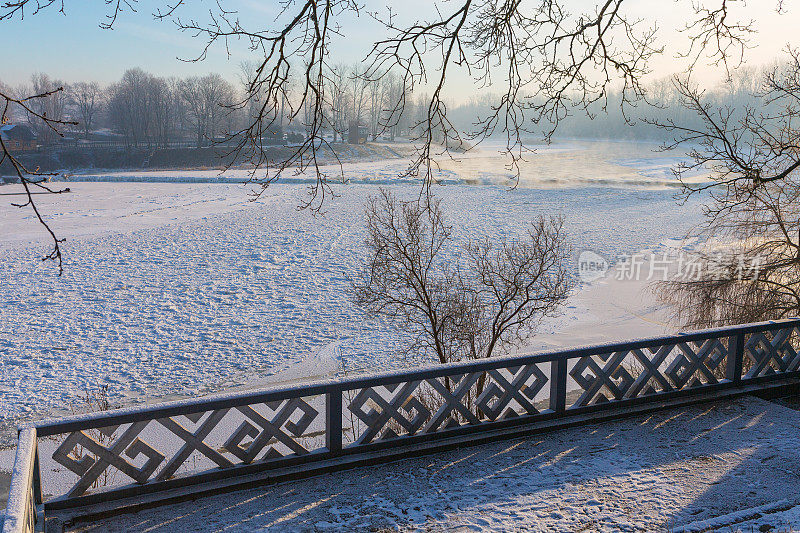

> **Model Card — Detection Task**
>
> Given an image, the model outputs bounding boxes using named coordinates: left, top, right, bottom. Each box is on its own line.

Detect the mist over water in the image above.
left=431, top=139, right=705, bottom=190
left=55, top=139, right=706, bottom=192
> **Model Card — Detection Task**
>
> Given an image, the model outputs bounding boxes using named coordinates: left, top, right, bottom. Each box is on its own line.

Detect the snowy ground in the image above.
left=0, top=183, right=705, bottom=433
left=68, top=396, right=800, bottom=532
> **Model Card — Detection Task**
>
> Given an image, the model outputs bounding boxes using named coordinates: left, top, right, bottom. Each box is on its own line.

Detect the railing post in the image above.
left=3, top=428, right=38, bottom=533
left=32, top=442, right=42, bottom=506
left=725, top=333, right=745, bottom=384
left=326, top=389, right=343, bottom=454
left=549, top=357, right=568, bottom=413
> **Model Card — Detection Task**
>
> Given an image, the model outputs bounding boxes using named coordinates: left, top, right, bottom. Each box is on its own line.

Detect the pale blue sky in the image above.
left=1, top=1, right=395, bottom=85
left=2, top=1, right=796, bottom=100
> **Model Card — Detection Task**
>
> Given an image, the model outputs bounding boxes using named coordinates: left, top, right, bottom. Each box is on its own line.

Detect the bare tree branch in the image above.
left=1, top=87, right=77, bottom=274
left=652, top=51, right=800, bottom=328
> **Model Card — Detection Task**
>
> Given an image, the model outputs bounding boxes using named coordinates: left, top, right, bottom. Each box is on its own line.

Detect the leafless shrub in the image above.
left=68, top=384, right=118, bottom=488
left=352, top=189, right=573, bottom=369
left=77, top=383, right=111, bottom=413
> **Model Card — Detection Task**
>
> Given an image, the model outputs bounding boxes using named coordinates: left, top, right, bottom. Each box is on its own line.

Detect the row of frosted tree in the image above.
left=446, top=66, right=766, bottom=142
left=3, top=64, right=425, bottom=149
left=7, top=69, right=239, bottom=148
left=3, top=63, right=768, bottom=150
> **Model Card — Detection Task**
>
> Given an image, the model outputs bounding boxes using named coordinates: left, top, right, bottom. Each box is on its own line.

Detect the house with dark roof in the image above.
left=0, top=124, right=37, bottom=151
left=348, top=121, right=368, bottom=144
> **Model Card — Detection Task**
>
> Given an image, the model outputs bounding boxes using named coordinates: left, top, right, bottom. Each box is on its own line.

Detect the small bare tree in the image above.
left=25, top=73, right=69, bottom=145
left=352, top=189, right=573, bottom=366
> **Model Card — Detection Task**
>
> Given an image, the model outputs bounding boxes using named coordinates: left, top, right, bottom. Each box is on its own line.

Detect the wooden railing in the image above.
left=2, top=430, right=41, bottom=533
left=4, top=319, right=800, bottom=527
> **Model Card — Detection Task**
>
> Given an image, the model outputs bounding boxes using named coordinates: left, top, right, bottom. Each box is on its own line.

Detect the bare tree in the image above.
left=180, top=74, right=236, bottom=147
left=652, top=52, right=800, bottom=328
left=380, top=72, right=406, bottom=141
left=327, top=63, right=350, bottom=143
left=148, top=76, right=172, bottom=148
left=26, top=72, right=68, bottom=145
left=108, top=68, right=155, bottom=147
left=352, top=189, right=573, bottom=366
left=348, top=63, right=368, bottom=126
left=156, top=76, right=186, bottom=147
left=364, top=69, right=389, bottom=141
left=70, top=81, right=103, bottom=138
left=107, top=68, right=189, bottom=148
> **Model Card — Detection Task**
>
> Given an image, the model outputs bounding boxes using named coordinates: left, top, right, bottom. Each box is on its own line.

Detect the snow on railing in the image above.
left=5, top=319, right=800, bottom=521
left=2, top=429, right=41, bottom=533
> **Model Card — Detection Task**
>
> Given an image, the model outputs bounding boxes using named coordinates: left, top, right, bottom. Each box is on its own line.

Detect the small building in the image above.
left=347, top=121, right=368, bottom=144
left=0, top=124, right=37, bottom=151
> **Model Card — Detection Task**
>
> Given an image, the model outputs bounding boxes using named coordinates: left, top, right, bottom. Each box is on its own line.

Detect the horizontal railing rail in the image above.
left=27, top=318, right=800, bottom=437
left=6, top=319, right=800, bottom=521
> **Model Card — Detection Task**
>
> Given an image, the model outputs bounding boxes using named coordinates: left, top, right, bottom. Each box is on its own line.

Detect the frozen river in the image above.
left=0, top=140, right=708, bottom=437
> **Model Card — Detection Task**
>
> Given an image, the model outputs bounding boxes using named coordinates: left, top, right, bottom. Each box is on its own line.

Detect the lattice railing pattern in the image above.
left=49, top=396, right=324, bottom=497
left=743, top=327, right=800, bottom=378
left=569, top=337, right=730, bottom=407
left=343, top=326, right=800, bottom=442
left=13, top=320, right=800, bottom=511
left=345, top=364, right=548, bottom=444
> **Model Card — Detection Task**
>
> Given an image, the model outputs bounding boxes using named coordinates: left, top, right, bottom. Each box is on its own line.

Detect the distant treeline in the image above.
left=1, top=64, right=411, bottom=149
left=1, top=64, right=768, bottom=152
